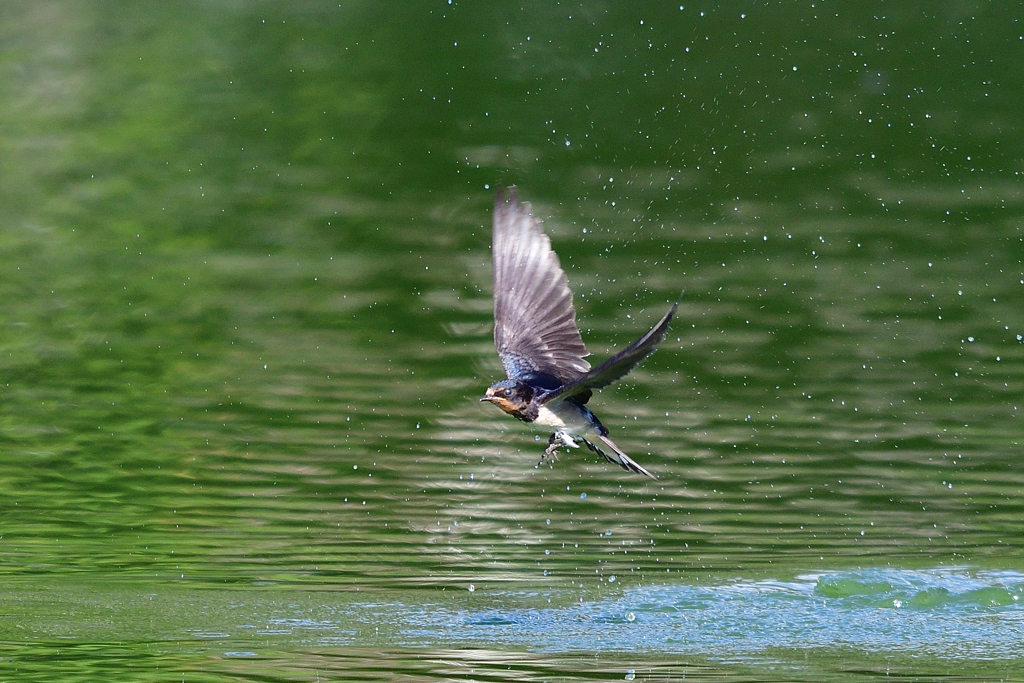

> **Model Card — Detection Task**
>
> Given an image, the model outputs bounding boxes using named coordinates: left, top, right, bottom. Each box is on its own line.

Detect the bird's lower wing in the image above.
left=541, top=301, right=677, bottom=405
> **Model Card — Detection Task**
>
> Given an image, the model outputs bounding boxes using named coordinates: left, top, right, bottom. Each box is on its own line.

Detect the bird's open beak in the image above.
left=480, top=396, right=496, bottom=403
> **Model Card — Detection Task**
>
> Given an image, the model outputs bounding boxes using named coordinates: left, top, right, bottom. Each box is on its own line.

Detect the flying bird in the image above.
left=480, top=187, right=677, bottom=479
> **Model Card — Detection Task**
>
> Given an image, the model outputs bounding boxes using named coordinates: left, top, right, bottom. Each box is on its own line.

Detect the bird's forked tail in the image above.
left=582, top=434, right=657, bottom=479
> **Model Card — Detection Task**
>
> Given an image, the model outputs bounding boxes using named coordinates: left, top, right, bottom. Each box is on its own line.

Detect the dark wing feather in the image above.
left=492, top=187, right=590, bottom=383
left=541, top=301, right=677, bottom=404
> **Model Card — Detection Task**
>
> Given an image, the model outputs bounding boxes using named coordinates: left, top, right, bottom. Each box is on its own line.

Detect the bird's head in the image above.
left=480, top=379, right=534, bottom=415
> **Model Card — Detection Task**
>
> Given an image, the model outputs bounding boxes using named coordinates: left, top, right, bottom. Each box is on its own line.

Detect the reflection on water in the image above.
left=3, top=0, right=1024, bottom=680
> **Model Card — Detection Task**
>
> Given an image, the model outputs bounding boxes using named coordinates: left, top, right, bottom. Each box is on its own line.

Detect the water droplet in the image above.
left=609, top=575, right=616, bottom=583
left=579, top=492, right=587, bottom=501
left=626, top=612, right=635, bottom=622
left=468, top=584, right=475, bottom=592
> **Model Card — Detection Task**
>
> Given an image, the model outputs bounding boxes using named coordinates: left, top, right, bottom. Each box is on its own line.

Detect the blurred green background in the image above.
left=2, top=1, right=1023, bottom=680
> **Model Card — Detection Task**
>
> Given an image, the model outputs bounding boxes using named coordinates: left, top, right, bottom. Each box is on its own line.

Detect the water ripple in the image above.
left=394, top=568, right=1024, bottom=659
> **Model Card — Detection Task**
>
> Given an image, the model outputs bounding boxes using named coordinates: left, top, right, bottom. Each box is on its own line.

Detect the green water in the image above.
left=3, top=1, right=1024, bottom=680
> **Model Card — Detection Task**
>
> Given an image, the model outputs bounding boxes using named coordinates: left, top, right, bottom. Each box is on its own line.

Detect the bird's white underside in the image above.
left=534, top=404, right=594, bottom=434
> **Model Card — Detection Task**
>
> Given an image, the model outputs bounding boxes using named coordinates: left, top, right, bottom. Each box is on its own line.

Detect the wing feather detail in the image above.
left=492, top=187, right=590, bottom=383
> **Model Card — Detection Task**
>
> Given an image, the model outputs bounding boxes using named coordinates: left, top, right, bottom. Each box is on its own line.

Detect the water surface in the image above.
left=2, top=1, right=1023, bottom=680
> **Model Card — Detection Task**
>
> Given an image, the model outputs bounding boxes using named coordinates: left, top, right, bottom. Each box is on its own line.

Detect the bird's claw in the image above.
left=539, top=434, right=562, bottom=468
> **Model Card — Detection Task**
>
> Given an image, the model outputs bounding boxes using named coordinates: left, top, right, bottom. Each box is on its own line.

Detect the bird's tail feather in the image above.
left=583, top=435, right=657, bottom=479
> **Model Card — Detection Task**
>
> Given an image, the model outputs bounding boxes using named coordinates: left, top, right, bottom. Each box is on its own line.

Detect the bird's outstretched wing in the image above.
left=492, top=186, right=591, bottom=384
left=540, top=301, right=677, bottom=405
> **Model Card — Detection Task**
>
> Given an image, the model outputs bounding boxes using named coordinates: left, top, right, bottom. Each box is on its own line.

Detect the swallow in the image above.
left=480, top=187, right=677, bottom=479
